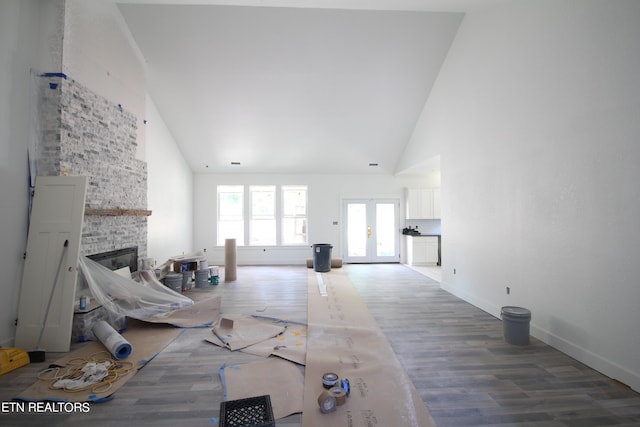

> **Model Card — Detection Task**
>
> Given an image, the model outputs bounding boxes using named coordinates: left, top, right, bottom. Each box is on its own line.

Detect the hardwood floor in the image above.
left=349, top=265, right=640, bottom=427
left=1, top=264, right=639, bottom=426
left=406, top=264, right=442, bottom=282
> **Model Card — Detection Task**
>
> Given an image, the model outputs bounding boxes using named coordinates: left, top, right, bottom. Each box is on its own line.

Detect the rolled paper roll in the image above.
left=322, top=372, right=339, bottom=389
left=225, top=239, right=237, bottom=281
left=92, top=320, right=132, bottom=360
left=329, top=386, right=347, bottom=406
left=340, top=378, right=351, bottom=396
left=317, top=390, right=337, bottom=413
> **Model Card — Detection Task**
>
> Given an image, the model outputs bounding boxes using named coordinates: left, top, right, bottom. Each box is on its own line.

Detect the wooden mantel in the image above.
left=84, top=208, right=152, bottom=217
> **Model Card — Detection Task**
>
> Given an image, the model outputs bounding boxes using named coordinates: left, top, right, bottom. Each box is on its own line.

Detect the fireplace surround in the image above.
left=87, top=246, right=139, bottom=273
left=35, top=73, right=148, bottom=258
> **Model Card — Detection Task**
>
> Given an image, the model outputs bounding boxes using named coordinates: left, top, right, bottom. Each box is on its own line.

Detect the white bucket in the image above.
left=195, top=269, right=209, bottom=288
left=164, top=273, right=182, bottom=292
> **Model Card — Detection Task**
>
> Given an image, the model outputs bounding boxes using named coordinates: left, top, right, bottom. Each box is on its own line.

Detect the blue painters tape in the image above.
left=41, top=72, right=67, bottom=79
left=170, top=321, right=214, bottom=328
left=218, top=364, right=240, bottom=402
left=114, top=342, right=132, bottom=360
left=218, top=363, right=228, bottom=401
left=88, top=394, right=114, bottom=403
left=209, top=417, right=219, bottom=424
left=341, top=378, right=351, bottom=396
left=49, top=83, right=58, bottom=90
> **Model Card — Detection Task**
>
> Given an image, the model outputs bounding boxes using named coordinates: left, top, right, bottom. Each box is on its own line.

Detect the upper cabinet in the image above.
left=406, top=188, right=441, bottom=219
left=432, top=188, right=441, bottom=219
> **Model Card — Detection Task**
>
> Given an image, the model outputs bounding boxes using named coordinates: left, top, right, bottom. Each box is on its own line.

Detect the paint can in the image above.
left=195, top=269, right=209, bottom=288
left=182, top=270, right=192, bottom=291
left=164, top=273, right=182, bottom=293
left=139, top=257, right=153, bottom=270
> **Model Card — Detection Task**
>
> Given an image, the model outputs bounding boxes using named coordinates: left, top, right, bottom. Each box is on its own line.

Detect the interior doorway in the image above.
left=342, top=199, right=400, bottom=263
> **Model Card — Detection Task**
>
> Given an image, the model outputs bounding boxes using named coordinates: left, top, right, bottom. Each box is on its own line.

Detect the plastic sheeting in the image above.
left=78, top=256, right=193, bottom=333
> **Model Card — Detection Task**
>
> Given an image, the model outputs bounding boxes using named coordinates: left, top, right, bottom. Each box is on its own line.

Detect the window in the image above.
left=217, top=185, right=244, bottom=246
left=216, top=185, right=308, bottom=246
left=282, top=185, right=307, bottom=245
left=250, top=185, right=276, bottom=245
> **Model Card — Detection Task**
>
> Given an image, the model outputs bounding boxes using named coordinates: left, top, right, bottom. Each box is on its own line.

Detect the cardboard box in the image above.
left=173, top=261, right=199, bottom=273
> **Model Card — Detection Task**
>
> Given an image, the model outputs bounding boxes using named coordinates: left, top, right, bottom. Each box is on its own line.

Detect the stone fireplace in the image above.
left=36, top=73, right=148, bottom=258
left=33, top=73, right=150, bottom=342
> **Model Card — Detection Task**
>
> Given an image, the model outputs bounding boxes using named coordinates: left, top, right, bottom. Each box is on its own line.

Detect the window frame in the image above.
left=217, top=185, right=245, bottom=246
left=249, top=185, right=277, bottom=246
left=281, top=185, right=308, bottom=246
left=216, top=184, right=308, bottom=246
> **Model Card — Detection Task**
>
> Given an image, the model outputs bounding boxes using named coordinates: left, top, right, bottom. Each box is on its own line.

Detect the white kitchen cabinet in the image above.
left=432, top=188, right=441, bottom=219
left=406, top=188, right=440, bottom=219
left=406, top=235, right=439, bottom=266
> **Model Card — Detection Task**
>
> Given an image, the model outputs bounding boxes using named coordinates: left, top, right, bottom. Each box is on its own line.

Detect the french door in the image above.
left=342, top=199, right=400, bottom=263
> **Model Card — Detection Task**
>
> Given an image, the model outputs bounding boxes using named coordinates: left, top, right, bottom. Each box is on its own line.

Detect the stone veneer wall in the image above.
left=37, top=74, right=147, bottom=258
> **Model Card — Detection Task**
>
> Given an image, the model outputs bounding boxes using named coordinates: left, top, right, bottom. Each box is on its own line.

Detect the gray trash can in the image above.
left=312, top=244, right=332, bottom=272
left=501, top=306, right=531, bottom=346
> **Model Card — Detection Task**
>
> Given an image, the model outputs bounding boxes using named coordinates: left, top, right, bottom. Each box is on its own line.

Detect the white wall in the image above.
left=63, top=0, right=146, bottom=160
left=0, top=0, right=191, bottom=346
left=193, top=173, right=427, bottom=265
left=62, top=1, right=194, bottom=266
left=0, top=0, right=64, bottom=347
left=405, top=0, right=640, bottom=390
left=146, top=95, right=194, bottom=265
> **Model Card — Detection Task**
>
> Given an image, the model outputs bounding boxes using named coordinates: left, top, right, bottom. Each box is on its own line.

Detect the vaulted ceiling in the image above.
left=116, top=1, right=483, bottom=175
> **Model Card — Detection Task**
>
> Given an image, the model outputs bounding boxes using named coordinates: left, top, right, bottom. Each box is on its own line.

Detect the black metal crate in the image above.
left=219, top=395, right=275, bottom=427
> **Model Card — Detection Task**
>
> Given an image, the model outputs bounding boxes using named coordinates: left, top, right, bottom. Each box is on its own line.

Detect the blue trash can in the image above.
left=312, top=244, right=332, bottom=272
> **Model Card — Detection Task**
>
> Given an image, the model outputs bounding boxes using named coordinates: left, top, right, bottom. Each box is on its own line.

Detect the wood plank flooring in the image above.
left=1, top=264, right=639, bottom=426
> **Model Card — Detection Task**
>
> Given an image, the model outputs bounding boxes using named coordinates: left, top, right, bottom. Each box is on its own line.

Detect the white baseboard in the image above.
left=439, top=279, right=640, bottom=393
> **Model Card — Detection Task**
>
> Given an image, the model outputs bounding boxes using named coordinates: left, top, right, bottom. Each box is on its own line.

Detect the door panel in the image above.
left=15, top=176, right=87, bottom=352
left=343, top=199, right=399, bottom=263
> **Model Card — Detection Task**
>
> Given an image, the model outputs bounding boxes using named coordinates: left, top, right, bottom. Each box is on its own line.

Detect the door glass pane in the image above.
left=376, top=203, right=396, bottom=256
left=347, top=203, right=367, bottom=257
